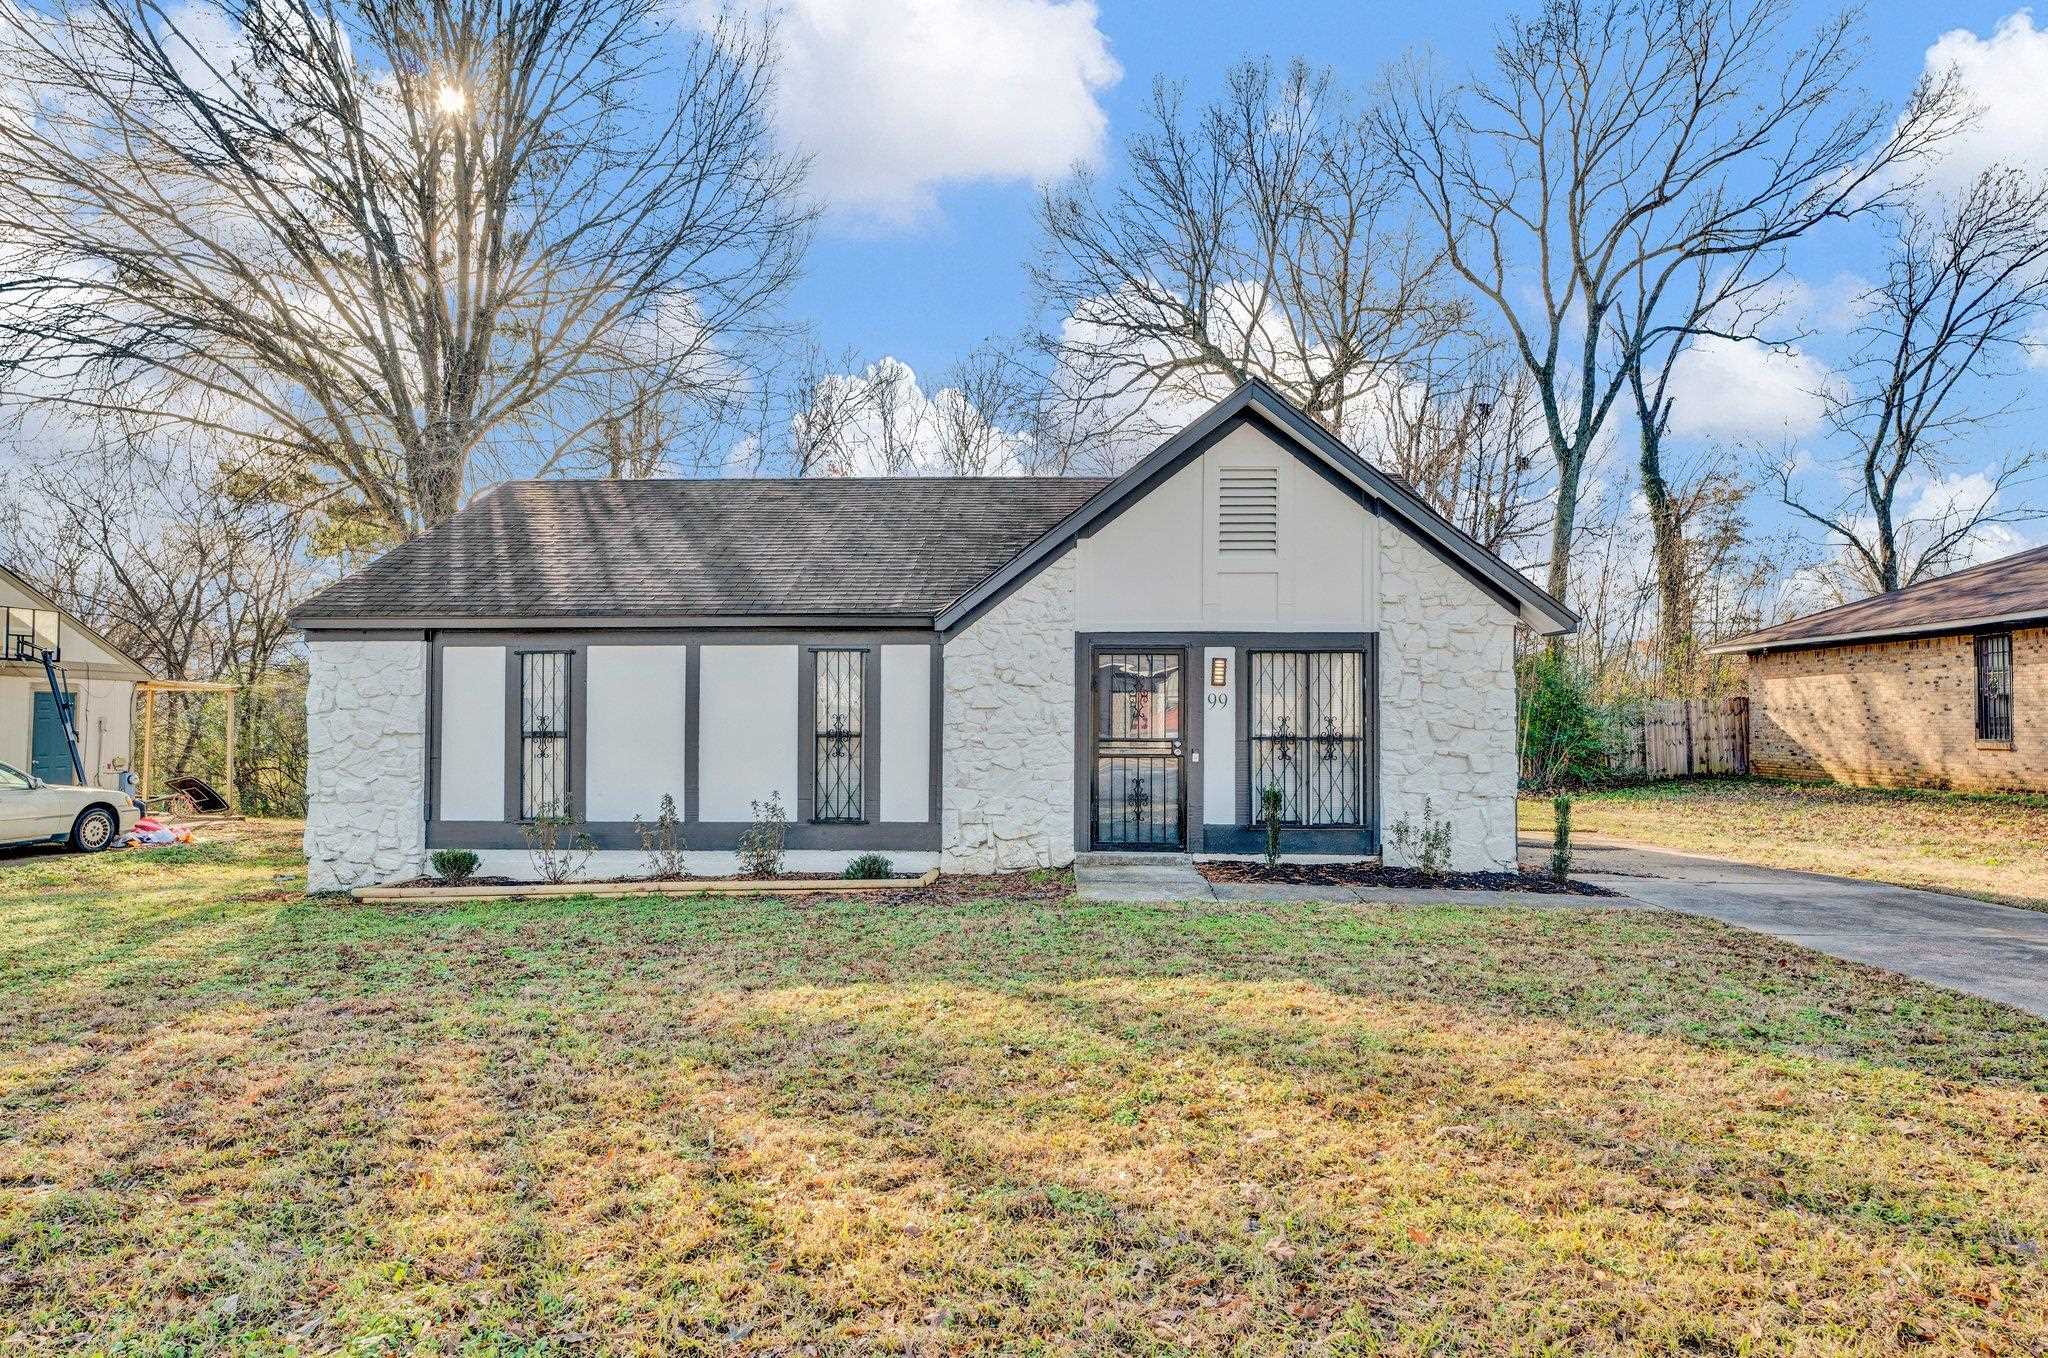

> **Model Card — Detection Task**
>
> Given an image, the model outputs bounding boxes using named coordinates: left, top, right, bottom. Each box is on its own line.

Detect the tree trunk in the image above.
left=1640, top=427, right=1693, bottom=693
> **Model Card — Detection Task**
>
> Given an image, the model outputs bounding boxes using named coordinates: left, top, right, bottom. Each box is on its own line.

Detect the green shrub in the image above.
left=843, top=852, right=894, bottom=880
left=430, top=848, right=481, bottom=884
left=1550, top=795, right=1573, bottom=882
left=1260, top=784, right=1285, bottom=866
left=634, top=793, right=687, bottom=878
left=737, top=792, right=788, bottom=876
left=1518, top=651, right=1621, bottom=790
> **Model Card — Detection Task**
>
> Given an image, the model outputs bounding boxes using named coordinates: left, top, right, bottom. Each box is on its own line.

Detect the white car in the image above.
left=0, top=760, right=142, bottom=853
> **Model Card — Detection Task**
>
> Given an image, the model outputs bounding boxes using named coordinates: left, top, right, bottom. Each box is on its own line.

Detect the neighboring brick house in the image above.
left=1709, top=545, right=2046, bottom=793
left=289, top=381, right=1577, bottom=890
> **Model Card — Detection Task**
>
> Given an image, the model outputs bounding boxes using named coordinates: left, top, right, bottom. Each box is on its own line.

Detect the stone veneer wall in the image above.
left=1376, top=523, right=1520, bottom=871
left=1747, top=626, right=2045, bottom=792
left=305, top=638, right=428, bottom=892
left=941, top=550, right=1079, bottom=871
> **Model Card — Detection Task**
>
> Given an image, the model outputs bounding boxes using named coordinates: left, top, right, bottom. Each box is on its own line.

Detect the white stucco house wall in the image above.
left=1, top=563, right=148, bottom=790
left=292, top=382, right=1576, bottom=892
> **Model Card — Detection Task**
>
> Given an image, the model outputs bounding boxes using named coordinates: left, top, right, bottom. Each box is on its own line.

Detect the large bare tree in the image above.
left=1032, top=58, right=1461, bottom=460
left=0, top=0, right=812, bottom=537
left=1378, top=0, right=1961, bottom=608
left=1776, top=167, right=2048, bottom=595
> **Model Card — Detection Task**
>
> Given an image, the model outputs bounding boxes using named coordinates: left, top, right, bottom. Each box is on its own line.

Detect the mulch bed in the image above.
left=1198, top=860, right=1618, bottom=896
left=379, top=871, right=921, bottom=890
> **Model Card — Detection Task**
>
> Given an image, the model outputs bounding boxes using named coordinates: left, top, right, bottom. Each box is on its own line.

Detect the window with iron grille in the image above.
left=813, top=649, right=864, bottom=822
left=1247, top=650, right=1367, bottom=827
left=519, top=651, right=571, bottom=820
left=1976, top=632, right=2014, bottom=744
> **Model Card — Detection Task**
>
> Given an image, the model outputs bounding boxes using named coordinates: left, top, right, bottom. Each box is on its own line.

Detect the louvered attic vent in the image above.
left=1218, top=468, right=1279, bottom=552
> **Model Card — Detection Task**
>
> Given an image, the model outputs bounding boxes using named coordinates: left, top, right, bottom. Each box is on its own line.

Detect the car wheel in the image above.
left=69, top=806, right=117, bottom=853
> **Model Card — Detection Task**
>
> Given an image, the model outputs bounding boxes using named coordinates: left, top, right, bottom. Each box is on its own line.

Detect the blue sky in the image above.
left=739, top=0, right=2047, bottom=596
left=788, top=1, right=2022, bottom=374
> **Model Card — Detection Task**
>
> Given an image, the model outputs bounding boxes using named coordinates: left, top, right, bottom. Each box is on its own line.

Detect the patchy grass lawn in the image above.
left=1520, top=777, right=2048, bottom=911
left=4, top=824, right=2047, bottom=1355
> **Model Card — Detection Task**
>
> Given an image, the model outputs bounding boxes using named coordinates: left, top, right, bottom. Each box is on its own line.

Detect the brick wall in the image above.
left=1747, top=625, right=2046, bottom=792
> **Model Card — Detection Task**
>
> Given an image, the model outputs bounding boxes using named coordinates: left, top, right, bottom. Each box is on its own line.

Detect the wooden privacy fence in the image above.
left=1613, top=696, right=1750, bottom=779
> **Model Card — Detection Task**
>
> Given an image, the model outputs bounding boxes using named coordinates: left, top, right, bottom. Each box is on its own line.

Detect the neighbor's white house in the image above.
left=1, top=563, right=148, bottom=790
left=292, top=382, right=1576, bottom=891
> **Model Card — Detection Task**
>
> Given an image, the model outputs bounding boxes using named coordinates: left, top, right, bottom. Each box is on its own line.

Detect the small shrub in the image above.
left=1260, top=784, right=1285, bottom=866
left=737, top=791, right=788, bottom=877
left=634, top=793, right=688, bottom=879
left=430, top=848, right=480, bottom=884
left=1387, top=797, right=1455, bottom=880
left=843, top=851, right=894, bottom=880
left=1518, top=651, right=1622, bottom=790
left=1550, top=794, right=1573, bottom=882
left=522, top=816, right=594, bottom=885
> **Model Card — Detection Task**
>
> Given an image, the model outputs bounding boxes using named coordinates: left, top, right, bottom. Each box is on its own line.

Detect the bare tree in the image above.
left=1624, top=253, right=1793, bottom=678
left=1367, top=340, right=1549, bottom=557
left=1033, top=58, right=1461, bottom=460
left=0, top=0, right=812, bottom=537
left=2, top=423, right=320, bottom=810
left=1776, top=167, right=2048, bottom=595
left=1378, top=0, right=1962, bottom=608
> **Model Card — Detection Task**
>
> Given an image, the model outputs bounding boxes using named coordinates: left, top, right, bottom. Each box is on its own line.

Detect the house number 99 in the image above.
left=1206, top=691, right=1231, bottom=709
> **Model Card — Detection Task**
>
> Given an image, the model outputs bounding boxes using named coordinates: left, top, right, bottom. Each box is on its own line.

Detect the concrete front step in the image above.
left=1074, top=851, right=1194, bottom=868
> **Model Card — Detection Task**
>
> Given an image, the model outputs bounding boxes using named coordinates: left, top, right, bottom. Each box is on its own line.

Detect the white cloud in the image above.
left=1661, top=335, right=1835, bottom=442
left=1925, top=10, right=2048, bottom=188
left=690, top=0, right=1119, bottom=226
left=798, top=356, right=1031, bottom=474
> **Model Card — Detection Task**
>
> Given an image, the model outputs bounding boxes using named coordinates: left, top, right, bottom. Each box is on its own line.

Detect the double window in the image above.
left=1976, top=632, right=2014, bottom=746
left=518, top=651, right=571, bottom=819
left=813, top=648, right=865, bottom=822
left=1247, top=649, right=1368, bottom=827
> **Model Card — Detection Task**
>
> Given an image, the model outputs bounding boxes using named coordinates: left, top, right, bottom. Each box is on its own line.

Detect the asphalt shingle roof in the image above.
left=291, top=477, right=1114, bottom=623
left=1712, top=543, right=2048, bottom=652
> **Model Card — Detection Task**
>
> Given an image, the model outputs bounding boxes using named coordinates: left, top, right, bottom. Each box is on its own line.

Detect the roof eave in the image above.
left=295, top=610, right=942, bottom=632
left=1707, top=608, right=2048, bottom=655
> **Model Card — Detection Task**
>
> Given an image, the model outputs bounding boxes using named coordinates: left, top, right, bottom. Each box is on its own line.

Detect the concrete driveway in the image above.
left=1549, top=835, right=2048, bottom=1019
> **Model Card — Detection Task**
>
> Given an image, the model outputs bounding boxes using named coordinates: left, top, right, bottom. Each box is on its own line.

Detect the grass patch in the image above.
left=2, top=822, right=2045, bottom=1353
left=1521, top=777, right=2048, bottom=910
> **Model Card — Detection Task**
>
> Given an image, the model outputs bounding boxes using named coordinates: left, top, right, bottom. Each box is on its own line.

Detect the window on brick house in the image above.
left=1975, top=632, right=2014, bottom=745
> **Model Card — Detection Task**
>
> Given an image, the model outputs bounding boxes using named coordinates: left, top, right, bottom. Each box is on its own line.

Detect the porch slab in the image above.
left=1073, top=856, right=1215, bottom=902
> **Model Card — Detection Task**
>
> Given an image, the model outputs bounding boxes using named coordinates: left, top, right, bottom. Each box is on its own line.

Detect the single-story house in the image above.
left=291, top=381, right=1576, bottom=891
left=0, top=564, right=148, bottom=789
left=1709, top=544, right=2045, bottom=792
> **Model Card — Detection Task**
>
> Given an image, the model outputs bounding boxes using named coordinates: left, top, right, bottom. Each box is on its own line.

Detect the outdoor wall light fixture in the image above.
left=1210, top=656, right=1229, bottom=687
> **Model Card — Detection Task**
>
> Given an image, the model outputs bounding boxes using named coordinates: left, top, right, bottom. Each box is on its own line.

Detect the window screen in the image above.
left=519, top=651, right=571, bottom=820
left=814, top=649, right=864, bottom=822
left=1247, top=650, right=1367, bottom=827
left=1976, top=632, right=2014, bottom=744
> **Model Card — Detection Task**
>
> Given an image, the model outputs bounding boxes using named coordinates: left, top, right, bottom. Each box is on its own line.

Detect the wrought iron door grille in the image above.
left=814, top=649, right=864, bottom=822
left=519, top=651, right=570, bottom=820
left=1092, top=650, right=1184, bottom=848
left=1248, top=650, right=1365, bottom=827
left=1976, top=632, right=2014, bottom=744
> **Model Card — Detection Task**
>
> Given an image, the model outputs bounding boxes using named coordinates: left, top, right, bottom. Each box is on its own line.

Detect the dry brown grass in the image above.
left=1520, top=778, right=2048, bottom=910
left=3, top=822, right=2045, bottom=1354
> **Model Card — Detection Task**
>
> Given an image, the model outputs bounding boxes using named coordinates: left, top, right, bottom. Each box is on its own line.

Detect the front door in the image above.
left=1090, top=649, right=1186, bottom=850
left=31, top=690, right=76, bottom=785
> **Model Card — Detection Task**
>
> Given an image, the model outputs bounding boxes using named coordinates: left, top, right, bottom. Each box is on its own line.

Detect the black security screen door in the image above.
left=1091, top=650, right=1185, bottom=849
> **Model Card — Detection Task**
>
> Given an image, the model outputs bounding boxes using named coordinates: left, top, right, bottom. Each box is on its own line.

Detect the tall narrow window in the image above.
left=814, top=649, right=864, bottom=822
left=519, top=651, right=571, bottom=819
left=1976, top=632, right=2014, bottom=745
left=1248, top=650, right=1367, bottom=827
